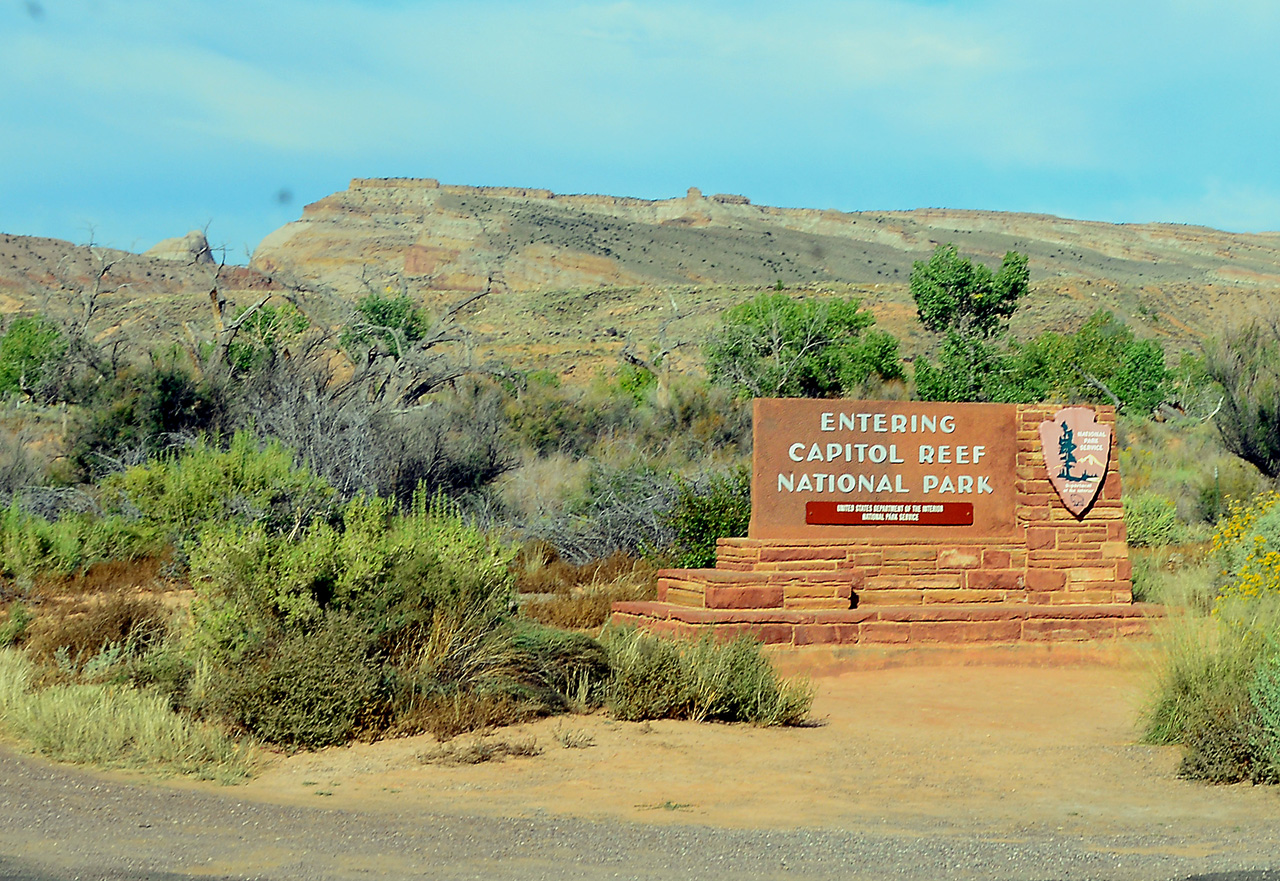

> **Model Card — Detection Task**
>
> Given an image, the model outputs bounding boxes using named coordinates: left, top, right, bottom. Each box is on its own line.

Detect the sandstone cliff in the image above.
left=252, top=177, right=1280, bottom=296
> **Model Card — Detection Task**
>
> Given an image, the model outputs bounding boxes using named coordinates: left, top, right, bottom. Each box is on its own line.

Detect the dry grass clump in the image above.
left=515, top=544, right=657, bottom=630
left=24, top=591, right=168, bottom=674
left=602, top=627, right=813, bottom=726
left=389, top=691, right=546, bottom=743
left=552, top=724, right=595, bottom=748
left=418, top=733, right=542, bottom=765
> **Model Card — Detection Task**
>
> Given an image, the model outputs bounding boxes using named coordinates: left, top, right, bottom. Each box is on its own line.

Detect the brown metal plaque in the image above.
left=806, top=501, right=974, bottom=526
left=751, top=399, right=1018, bottom=539
left=1038, top=406, right=1111, bottom=516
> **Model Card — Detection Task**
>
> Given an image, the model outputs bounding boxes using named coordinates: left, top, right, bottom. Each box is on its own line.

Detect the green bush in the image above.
left=66, top=358, right=231, bottom=480
left=1178, top=692, right=1277, bottom=784
left=101, top=431, right=334, bottom=547
left=340, top=291, right=431, bottom=359
left=1010, top=312, right=1170, bottom=414
left=0, top=316, right=66, bottom=398
left=1124, top=492, right=1183, bottom=547
left=181, top=489, right=583, bottom=746
left=915, top=310, right=1171, bottom=409
left=0, top=503, right=158, bottom=586
left=0, top=603, right=31, bottom=647
left=705, top=293, right=903, bottom=398
left=201, top=612, right=381, bottom=749
left=602, top=627, right=812, bottom=725
left=665, top=466, right=751, bottom=568
left=225, top=302, right=309, bottom=373
left=186, top=490, right=511, bottom=662
left=1143, top=596, right=1280, bottom=783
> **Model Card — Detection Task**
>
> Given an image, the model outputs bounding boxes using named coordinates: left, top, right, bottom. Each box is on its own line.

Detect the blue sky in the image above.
left=3, top=0, right=1278, bottom=260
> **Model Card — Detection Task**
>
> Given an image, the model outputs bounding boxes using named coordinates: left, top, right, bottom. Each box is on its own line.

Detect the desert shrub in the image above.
left=1209, top=491, right=1280, bottom=604
left=1204, top=318, right=1280, bottom=479
left=0, top=503, right=158, bottom=587
left=917, top=310, right=1170, bottom=408
left=1124, top=492, right=1183, bottom=548
left=665, top=466, right=751, bottom=568
left=225, top=302, right=310, bottom=374
left=535, top=459, right=681, bottom=563
left=643, top=376, right=752, bottom=457
left=1120, top=417, right=1266, bottom=530
left=385, top=620, right=609, bottom=740
left=1008, top=312, right=1171, bottom=414
left=521, top=585, right=653, bottom=631
left=1177, top=691, right=1277, bottom=784
left=0, top=425, right=48, bottom=504
left=1250, top=650, right=1280, bottom=774
left=516, top=547, right=657, bottom=630
left=186, top=491, right=512, bottom=663
left=502, top=371, right=603, bottom=456
left=602, top=627, right=812, bottom=725
left=340, top=291, right=431, bottom=358
left=182, top=490, right=619, bottom=746
left=705, top=293, right=903, bottom=398
left=507, top=622, right=611, bottom=708
left=101, top=431, right=334, bottom=548
left=0, top=648, right=254, bottom=780
left=236, top=362, right=513, bottom=504
left=503, top=369, right=751, bottom=463
left=1129, top=549, right=1215, bottom=609
left=66, top=358, right=231, bottom=480
left=1143, top=593, right=1280, bottom=783
left=396, top=693, right=526, bottom=742
left=200, top=611, right=381, bottom=749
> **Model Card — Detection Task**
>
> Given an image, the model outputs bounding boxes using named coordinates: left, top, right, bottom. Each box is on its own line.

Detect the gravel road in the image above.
left=3, top=748, right=1280, bottom=881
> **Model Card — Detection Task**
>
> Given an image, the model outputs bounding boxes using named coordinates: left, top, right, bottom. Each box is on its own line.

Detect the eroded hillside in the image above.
left=5, top=180, right=1280, bottom=380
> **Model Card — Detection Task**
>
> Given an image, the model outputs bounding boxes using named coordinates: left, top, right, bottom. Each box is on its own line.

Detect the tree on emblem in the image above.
left=1057, top=422, right=1096, bottom=483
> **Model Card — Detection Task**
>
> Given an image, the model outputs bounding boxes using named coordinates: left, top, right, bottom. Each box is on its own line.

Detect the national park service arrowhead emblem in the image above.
left=1038, top=407, right=1111, bottom=516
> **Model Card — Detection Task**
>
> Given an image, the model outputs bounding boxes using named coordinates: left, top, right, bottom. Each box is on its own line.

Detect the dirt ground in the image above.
left=7, top=639, right=1280, bottom=881
left=173, top=641, right=1280, bottom=841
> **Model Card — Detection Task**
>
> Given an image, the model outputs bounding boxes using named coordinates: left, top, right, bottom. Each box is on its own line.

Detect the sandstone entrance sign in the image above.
left=613, top=400, right=1151, bottom=648
left=751, top=400, right=1017, bottom=539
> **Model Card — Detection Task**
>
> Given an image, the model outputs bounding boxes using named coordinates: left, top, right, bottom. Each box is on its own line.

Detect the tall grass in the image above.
left=602, top=627, right=812, bottom=726
left=0, top=649, right=256, bottom=781
left=1142, top=597, right=1280, bottom=783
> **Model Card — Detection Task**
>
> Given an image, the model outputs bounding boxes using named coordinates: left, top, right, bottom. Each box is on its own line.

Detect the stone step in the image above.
left=610, top=601, right=1161, bottom=647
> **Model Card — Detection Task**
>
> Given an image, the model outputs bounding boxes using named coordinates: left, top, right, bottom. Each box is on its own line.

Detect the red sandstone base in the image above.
left=611, top=599, right=1160, bottom=646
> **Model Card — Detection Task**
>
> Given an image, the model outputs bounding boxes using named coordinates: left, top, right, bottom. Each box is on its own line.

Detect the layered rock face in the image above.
left=252, top=177, right=1280, bottom=295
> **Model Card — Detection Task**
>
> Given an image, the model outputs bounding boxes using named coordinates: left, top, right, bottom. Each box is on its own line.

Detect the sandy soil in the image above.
left=177, top=642, right=1280, bottom=842
left=6, top=640, right=1280, bottom=881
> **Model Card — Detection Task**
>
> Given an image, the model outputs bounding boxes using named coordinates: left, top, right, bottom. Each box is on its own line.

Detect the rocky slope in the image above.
left=254, top=178, right=1280, bottom=294
left=5, top=180, right=1280, bottom=379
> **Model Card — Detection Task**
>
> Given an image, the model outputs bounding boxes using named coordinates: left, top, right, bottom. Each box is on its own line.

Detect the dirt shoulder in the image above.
left=4, top=641, right=1280, bottom=880
left=197, top=641, right=1280, bottom=837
